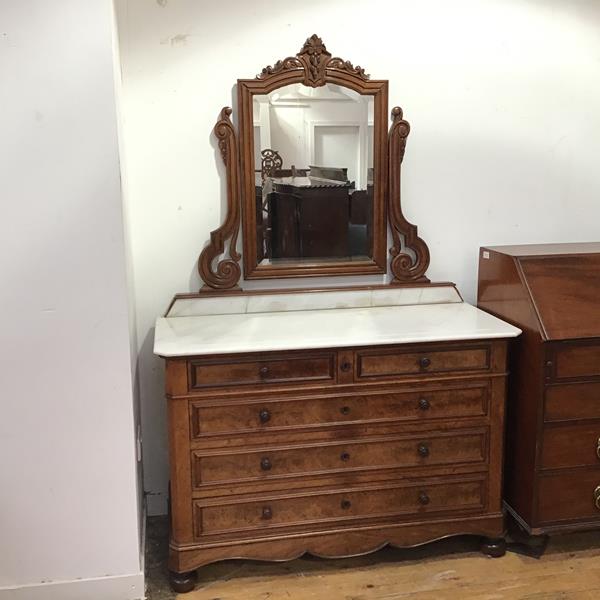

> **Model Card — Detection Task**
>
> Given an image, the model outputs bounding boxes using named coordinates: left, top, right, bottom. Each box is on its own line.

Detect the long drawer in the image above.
left=192, top=429, right=488, bottom=486
left=553, top=342, right=600, bottom=380
left=545, top=382, right=600, bottom=422
left=194, top=477, right=486, bottom=536
left=541, top=423, right=600, bottom=470
left=538, top=470, right=600, bottom=524
left=190, top=381, right=490, bottom=438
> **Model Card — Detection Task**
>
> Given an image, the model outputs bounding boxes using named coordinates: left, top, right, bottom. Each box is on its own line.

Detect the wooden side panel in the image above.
left=478, top=247, right=543, bottom=526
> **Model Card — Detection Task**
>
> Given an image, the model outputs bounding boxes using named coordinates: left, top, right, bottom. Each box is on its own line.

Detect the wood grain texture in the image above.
left=478, top=244, right=600, bottom=535
left=164, top=336, right=510, bottom=586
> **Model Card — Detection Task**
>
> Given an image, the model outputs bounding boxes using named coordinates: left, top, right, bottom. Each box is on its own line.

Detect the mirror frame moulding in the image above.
left=198, top=34, right=430, bottom=291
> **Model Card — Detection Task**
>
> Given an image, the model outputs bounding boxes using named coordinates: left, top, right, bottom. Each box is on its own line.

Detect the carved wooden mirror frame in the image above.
left=199, top=35, right=430, bottom=290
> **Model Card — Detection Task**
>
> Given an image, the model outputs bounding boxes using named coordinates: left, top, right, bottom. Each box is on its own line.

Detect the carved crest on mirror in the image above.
left=198, top=35, right=430, bottom=290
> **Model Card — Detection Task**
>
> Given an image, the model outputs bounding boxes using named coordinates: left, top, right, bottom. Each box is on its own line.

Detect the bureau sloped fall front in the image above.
left=154, top=288, right=520, bottom=592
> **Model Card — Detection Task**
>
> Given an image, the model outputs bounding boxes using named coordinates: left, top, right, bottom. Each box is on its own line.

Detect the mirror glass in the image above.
left=252, top=83, right=374, bottom=265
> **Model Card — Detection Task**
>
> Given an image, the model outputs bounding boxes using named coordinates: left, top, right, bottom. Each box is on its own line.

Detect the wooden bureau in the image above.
left=155, top=286, right=520, bottom=591
left=477, top=243, right=600, bottom=539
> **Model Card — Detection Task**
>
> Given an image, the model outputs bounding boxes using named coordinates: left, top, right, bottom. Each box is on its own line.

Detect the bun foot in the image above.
left=481, top=536, right=506, bottom=558
left=169, top=569, right=197, bottom=593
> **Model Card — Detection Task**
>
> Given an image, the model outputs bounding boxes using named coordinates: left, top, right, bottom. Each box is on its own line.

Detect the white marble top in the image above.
left=154, top=301, right=520, bottom=358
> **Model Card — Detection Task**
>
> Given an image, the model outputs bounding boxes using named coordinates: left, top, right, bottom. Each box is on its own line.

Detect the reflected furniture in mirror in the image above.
left=478, top=243, right=600, bottom=549
left=154, top=35, right=521, bottom=593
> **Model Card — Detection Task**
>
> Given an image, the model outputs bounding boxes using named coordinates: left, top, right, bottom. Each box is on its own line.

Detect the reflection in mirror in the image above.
left=252, top=83, right=374, bottom=264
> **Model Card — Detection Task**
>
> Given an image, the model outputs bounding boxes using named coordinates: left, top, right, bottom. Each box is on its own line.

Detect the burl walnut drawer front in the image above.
left=190, top=382, right=490, bottom=437
left=192, top=430, right=488, bottom=486
left=195, top=478, right=486, bottom=536
left=545, top=383, right=600, bottom=422
left=189, top=352, right=336, bottom=389
left=553, top=343, right=600, bottom=380
left=356, top=345, right=490, bottom=380
left=538, top=471, right=600, bottom=524
left=541, top=423, right=600, bottom=470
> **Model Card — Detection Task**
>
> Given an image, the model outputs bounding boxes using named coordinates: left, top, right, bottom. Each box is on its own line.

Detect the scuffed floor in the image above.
left=145, top=516, right=600, bottom=600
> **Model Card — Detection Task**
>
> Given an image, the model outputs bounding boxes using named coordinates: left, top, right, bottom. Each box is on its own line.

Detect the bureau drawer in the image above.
left=190, top=382, right=490, bottom=437
left=545, top=383, right=600, bottom=422
left=538, top=470, right=600, bottom=524
left=541, top=423, right=600, bottom=470
left=195, top=478, right=486, bottom=536
left=188, top=352, right=336, bottom=389
left=554, top=343, right=600, bottom=380
left=356, top=345, right=490, bottom=380
left=192, top=429, right=488, bottom=486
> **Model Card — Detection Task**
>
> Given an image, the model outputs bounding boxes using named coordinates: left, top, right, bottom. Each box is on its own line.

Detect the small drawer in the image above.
left=195, top=478, right=486, bottom=536
left=545, top=383, right=600, bottom=422
left=538, top=470, right=600, bottom=524
left=190, top=382, right=490, bottom=438
left=554, top=343, right=600, bottom=380
left=356, top=345, right=490, bottom=380
left=541, top=423, right=600, bottom=470
left=192, top=429, right=488, bottom=486
left=189, top=352, right=336, bottom=389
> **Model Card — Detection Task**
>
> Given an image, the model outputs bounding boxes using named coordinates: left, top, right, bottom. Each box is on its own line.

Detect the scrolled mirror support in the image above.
left=387, top=106, right=430, bottom=283
left=197, top=107, right=242, bottom=290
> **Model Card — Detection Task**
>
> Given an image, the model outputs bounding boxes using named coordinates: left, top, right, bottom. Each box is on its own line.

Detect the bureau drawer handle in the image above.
left=418, top=443, right=430, bottom=458
left=418, top=398, right=430, bottom=411
left=595, top=486, right=600, bottom=510
left=596, top=438, right=600, bottom=460
left=341, top=361, right=352, bottom=373
left=341, top=499, right=352, bottom=510
left=340, top=451, right=350, bottom=462
left=260, top=457, right=272, bottom=471
left=261, top=506, right=273, bottom=520
left=419, top=357, right=431, bottom=369
left=259, top=366, right=269, bottom=378
left=340, top=406, right=351, bottom=415
left=418, top=491, right=430, bottom=506
left=259, top=409, right=271, bottom=424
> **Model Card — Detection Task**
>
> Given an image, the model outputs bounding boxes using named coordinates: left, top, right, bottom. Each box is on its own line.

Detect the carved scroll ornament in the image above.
left=258, top=34, right=369, bottom=87
left=197, top=107, right=242, bottom=290
left=388, top=107, right=430, bottom=283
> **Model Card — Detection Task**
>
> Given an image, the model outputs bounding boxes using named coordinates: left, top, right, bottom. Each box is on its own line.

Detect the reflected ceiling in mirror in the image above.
left=252, top=83, right=374, bottom=265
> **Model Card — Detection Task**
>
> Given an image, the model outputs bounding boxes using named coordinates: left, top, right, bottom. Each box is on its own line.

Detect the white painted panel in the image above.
left=0, top=0, right=142, bottom=594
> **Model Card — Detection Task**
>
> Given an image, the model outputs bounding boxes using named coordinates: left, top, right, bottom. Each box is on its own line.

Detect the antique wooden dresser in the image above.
left=155, top=286, right=519, bottom=590
left=478, top=242, right=600, bottom=540
left=154, top=35, right=520, bottom=592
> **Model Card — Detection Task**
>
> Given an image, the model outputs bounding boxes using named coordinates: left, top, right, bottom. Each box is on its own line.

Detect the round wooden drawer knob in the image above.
left=418, top=443, right=430, bottom=458
left=260, top=457, right=272, bottom=471
left=418, top=491, right=430, bottom=506
left=340, top=451, right=351, bottom=462
left=419, top=357, right=431, bottom=369
left=418, top=398, right=430, bottom=411
left=341, top=362, right=352, bottom=372
left=341, top=499, right=352, bottom=510
left=259, top=409, right=271, bottom=424
left=340, top=406, right=351, bottom=415
left=261, top=506, right=273, bottom=520
left=259, top=366, right=269, bottom=378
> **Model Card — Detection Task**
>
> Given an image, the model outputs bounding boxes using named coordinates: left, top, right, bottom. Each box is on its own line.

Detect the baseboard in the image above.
left=0, top=571, right=144, bottom=600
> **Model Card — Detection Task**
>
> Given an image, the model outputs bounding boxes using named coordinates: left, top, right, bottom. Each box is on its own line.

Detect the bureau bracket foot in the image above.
left=169, top=569, right=197, bottom=593
left=507, top=533, right=549, bottom=559
left=480, top=537, right=506, bottom=558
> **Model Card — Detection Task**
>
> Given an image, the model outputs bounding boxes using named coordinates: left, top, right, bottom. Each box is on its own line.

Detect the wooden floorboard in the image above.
left=175, top=531, right=600, bottom=600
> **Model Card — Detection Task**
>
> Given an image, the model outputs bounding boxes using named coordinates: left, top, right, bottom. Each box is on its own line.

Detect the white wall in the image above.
left=115, top=0, right=600, bottom=515
left=0, top=1, right=142, bottom=598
